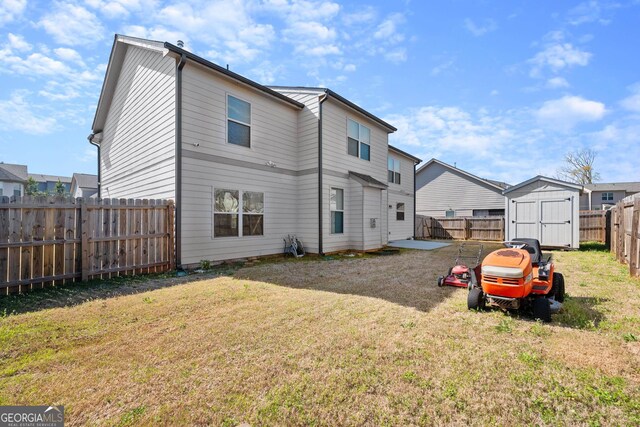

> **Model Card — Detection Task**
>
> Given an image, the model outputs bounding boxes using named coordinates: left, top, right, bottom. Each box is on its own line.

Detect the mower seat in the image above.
left=513, top=238, right=542, bottom=265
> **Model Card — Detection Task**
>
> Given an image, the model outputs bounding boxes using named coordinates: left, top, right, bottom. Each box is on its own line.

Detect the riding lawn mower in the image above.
left=466, top=238, right=565, bottom=322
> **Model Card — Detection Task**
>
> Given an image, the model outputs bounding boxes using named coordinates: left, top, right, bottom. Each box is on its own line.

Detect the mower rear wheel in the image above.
left=437, top=276, right=445, bottom=287
left=532, top=297, right=552, bottom=322
left=552, top=272, right=565, bottom=303
left=467, top=287, right=485, bottom=310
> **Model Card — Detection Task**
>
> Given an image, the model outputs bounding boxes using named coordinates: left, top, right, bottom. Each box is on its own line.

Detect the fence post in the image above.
left=631, top=200, right=640, bottom=276
left=605, top=210, right=612, bottom=250
left=464, top=218, right=470, bottom=240
left=167, top=201, right=175, bottom=271
left=81, top=199, right=89, bottom=281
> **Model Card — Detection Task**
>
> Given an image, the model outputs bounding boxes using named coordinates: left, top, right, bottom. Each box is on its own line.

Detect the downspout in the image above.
left=318, top=91, right=328, bottom=255
left=87, top=132, right=101, bottom=198
left=175, top=53, right=187, bottom=269
left=413, top=162, right=417, bottom=239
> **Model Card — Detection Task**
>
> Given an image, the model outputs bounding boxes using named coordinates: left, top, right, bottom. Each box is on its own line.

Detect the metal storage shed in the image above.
left=503, top=176, right=583, bottom=249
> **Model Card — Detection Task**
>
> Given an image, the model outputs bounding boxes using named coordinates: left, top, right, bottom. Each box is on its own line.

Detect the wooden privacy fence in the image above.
left=610, top=198, right=640, bottom=277
left=0, top=196, right=175, bottom=294
left=579, top=210, right=610, bottom=244
left=415, top=215, right=505, bottom=241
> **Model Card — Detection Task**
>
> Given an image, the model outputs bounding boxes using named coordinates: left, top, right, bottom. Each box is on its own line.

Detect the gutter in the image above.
left=318, top=90, right=328, bottom=256
left=175, top=53, right=187, bottom=269
left=87, top=132, right=102, bottom=198
left=413, top=162, right=417, bottom=239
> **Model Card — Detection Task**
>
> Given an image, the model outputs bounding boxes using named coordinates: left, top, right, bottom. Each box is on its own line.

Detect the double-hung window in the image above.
left=601, top=192, right=613, bottom=202
left=214, top=189, right=264, bottom=237
left=227, top=95, right=251, bottom=147
left=388, top=157, right=401, bottom=184
left=330, top=188, right=344, bottom=234
left=396, top=203, right=405, bottom=221
left=347, top=119, right=370, bottom=161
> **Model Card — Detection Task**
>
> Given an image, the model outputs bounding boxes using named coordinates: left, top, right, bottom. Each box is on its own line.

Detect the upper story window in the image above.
left=227, top=95, right=251, bottom=147
left=388, top=157, right=401, bottom=184
left=601, top=192, right=613, bottom=201
left=347, top=119, right=370, bottom=161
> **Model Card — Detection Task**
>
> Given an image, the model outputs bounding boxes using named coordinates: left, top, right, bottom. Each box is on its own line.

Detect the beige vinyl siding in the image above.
left=348, top=180, right=364, bottom=249
left=362, top=187, right=383, bottom=250
left=100, top=45, right=176, bottom=200
left=181, top=63, right=299, bottom=171
left=179, top=64, right=301, bottom=263
left=416, top=163, right=504, bottom=217
left=387, top=151, right=416, bottom=240
left=181, top=156, right=299, bottom=264
left=323, top=175, right=352, bottom=253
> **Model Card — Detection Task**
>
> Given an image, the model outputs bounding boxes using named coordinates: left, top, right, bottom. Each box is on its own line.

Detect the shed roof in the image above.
left=0, top=163, right=28, bottom=182
left=348, top=171, right=388, bottom=189
left=503, top=175, right=583, bottom=195
left=416, top=158, right=508, bottom=191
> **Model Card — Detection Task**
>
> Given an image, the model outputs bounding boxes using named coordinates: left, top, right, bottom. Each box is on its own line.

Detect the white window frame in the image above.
left=347, top=118, right=371, bottom=161
left=601, top=192, right=613, bottom=202
left=445, top=209, right=455, bottom=218
left=388, top=157, right=401, bottom=184
left=330, top=187, right=344, bottom=234
left=213, top=188, right=264, bottom=238
left=227, top=94, right=251, bottom=148
left=396, top=202, right=405, bottom=221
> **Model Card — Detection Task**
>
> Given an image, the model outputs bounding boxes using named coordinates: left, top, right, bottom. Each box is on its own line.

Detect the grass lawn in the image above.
left=1, top=243, right=639, bottom=426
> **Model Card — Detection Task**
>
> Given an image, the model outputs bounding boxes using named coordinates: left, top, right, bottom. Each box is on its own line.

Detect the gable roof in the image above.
left=0, top=163, right=28, bottom=182
left=72, top=173, right=98, bottom=189
left=28, top=174, right=72, bottom=184
left=416, top=158, right=508, bottom=192
left=503, top=175, right=583, bottom=195
left=584, top=182, right=640, bottom=193
left=92, top=34, right=304, bottom=133
left=269, top=86, right=397, bottom=133
left=388, top=145, right=421, bottom=164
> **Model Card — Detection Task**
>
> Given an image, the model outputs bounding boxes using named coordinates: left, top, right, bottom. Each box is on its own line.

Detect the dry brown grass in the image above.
left=1, top=243, right=639, bottom=426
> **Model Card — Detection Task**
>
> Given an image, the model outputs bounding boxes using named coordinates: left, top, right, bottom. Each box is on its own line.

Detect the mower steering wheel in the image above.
left=503, top=241, right=529, bottom=250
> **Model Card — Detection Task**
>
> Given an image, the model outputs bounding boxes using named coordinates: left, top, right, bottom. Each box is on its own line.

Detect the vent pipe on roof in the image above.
left=177, top=40, right=184, bottom=48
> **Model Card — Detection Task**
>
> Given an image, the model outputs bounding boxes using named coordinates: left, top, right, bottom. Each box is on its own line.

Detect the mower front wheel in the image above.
left=552, top=272, right=565, bottom=303
left=467, top=287, right=485, bottom=310
left=533, top=297, right=552, bottom=322
left=437, top=276, right=445, bottom=287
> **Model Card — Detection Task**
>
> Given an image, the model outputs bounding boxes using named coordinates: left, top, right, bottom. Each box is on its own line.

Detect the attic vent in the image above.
left=177, top=40, right=184, bottom=48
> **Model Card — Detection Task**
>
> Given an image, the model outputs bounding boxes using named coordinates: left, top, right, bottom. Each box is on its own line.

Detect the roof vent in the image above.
left=177, top=40, right=184, bottom=48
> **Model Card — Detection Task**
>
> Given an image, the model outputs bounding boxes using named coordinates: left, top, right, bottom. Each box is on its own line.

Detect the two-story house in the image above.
left=579, top=182, right=640, bottom=210
left=89, top=35, right=420, bottom=267
left=0, top=163, right=27, bottom=197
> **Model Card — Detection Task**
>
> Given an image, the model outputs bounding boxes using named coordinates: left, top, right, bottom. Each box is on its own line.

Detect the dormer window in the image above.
left=347, top=119, right=370, bottom=161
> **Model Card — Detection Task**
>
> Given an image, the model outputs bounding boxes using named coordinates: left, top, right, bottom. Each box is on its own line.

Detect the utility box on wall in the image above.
left=370, top=218, right=377, bottom=228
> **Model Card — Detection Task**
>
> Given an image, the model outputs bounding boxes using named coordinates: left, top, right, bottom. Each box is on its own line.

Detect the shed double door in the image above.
left=510, top=197, right=573, bottom=247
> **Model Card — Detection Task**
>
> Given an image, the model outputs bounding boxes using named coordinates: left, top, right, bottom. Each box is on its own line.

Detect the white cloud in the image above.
left=535, top=95, right=606, bottom=131
left=528, top=43, right=591, bottom=77
left=567, top=1, right=618, bottom=26
left=431, top=59, right=455, bottom=76
left=3, top=52, right=71, bottom=76
left=343, top=63, right=356, bottom=72
left=384, top=48, right=406, bottom=64
left=7, top=33, right=31, bottom=51
left=0, top=0, right=26, bottom=25
left=620, top=83, right=640, bottom=113
left=282, top=21, right=340, bottom=56
left=75, top=147, right=97, bottom=163
left=464, top=18, right=497, bottom=37
left=0, top=92, right=58, bottom=134
left=38, top=2, right=105, bottom=46
left=546, top=76, right=570, bottom=89
left=86, top=0, right=145, bottom=19
left=374, top=13, right=405, bottom=43
left=54, top=47, right=85, bottom=66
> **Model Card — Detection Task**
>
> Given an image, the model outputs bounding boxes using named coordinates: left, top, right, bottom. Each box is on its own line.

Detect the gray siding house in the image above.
left=579, top=182, right=640, bottom=210
left=0, top=163, right=27, bottom=197
left=89, top=35, right=420, bottom=267
left=415, top=158, right=508, bottom=217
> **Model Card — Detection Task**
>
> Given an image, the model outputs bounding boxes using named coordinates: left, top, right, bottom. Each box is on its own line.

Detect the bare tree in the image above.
left=557, top=148, right=600, bottom=184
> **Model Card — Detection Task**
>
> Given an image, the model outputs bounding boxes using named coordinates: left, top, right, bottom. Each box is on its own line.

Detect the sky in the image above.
left=1, top=0, right=639, bottom=185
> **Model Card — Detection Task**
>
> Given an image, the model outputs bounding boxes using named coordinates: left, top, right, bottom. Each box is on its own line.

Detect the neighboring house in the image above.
left=28, top=174, right=72, bottom=194
left=70, top=173, right=98, bottom=198
left=89, top=35, right=421, bottom=267
left=579, top=182, right=640, bottom=210
left=504, top=176, right=582, bottom=249
left=0, top=163, right=27, bottom=197
left=415, top=158, right=509, bottom=217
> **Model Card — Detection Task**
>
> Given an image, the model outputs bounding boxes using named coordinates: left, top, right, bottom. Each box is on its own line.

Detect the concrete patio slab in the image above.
left=387, top=240, right=451, bottom=250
